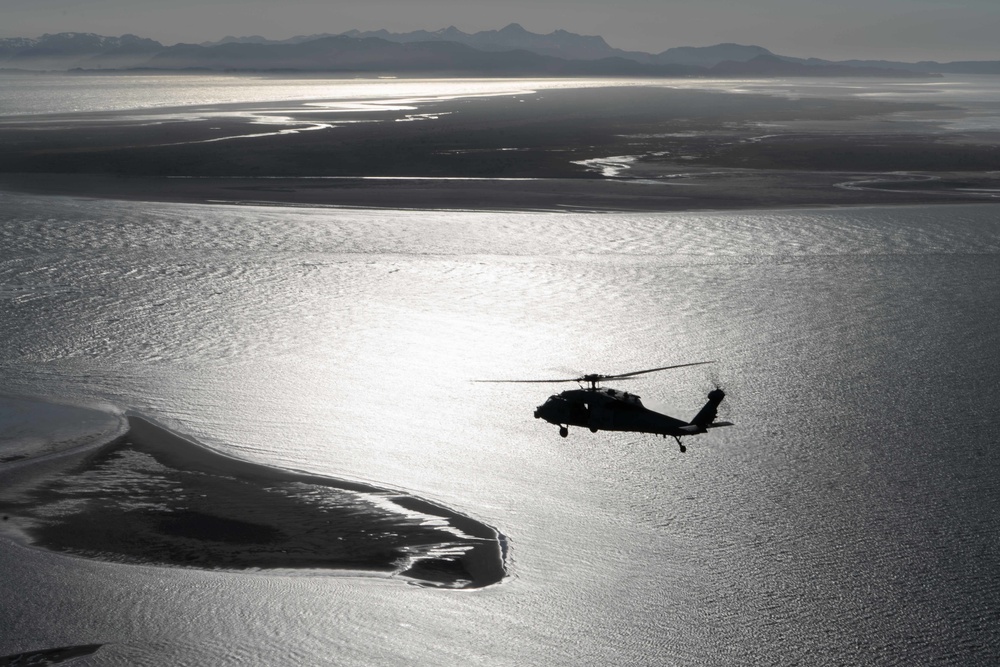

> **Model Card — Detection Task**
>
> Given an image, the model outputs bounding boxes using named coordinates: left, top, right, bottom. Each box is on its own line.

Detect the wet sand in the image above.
left=1, top=85, right=998, bottom=211
left=0, top=415, right=507, bottom=589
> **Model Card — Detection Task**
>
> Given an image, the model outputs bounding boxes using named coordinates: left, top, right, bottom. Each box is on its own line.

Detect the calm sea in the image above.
left=1, top=75, right=1000, bottom=665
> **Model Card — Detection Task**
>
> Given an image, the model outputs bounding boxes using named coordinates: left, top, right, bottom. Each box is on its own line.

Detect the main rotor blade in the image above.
left=602, top=361, right=715, bottom=380
left=473, top=378, right=580, bottom=384
left=475, top=361, right=714, bottom=384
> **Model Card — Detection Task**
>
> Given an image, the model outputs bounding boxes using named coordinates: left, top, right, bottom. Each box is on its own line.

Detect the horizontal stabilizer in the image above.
left=677, top=421, right=733, bottom=435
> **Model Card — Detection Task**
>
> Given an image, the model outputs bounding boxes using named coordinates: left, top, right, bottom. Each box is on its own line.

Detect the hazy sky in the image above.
left=3, top=0, right=998, bottom=62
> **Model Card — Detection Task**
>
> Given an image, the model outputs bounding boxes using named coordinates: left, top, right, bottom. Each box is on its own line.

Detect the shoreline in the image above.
left=3, top=171, right=998, bottom=213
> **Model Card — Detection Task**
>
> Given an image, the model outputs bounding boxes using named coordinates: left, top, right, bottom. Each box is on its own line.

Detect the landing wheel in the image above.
left=589, top=426, right=598, bottom=433
left=673, top=436, right=685, bottom=453
left=559, top=426, right=569, bottom=438
left=679, top=444, right=686, bottom=453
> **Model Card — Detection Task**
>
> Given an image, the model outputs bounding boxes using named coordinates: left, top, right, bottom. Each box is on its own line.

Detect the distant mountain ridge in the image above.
left=0, top=32, right=164, bottom=69
left=658, top=43, right=773, bottom=67
left=0, top=33, right=161, bottom=59
left=337, top=23, right=655, bottom=63
left=142, top=36, right=689, bottom=76
left=200, top=24, right=1000, bottom=73
left=1, top=26, right=997, bottom=75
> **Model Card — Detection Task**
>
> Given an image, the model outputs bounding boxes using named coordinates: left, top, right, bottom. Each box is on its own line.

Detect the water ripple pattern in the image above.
left=1, top=191, right=1000, bottom=665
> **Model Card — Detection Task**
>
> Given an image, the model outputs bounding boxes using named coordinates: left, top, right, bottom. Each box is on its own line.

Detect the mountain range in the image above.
left=1, top=25, right=997, bottom=76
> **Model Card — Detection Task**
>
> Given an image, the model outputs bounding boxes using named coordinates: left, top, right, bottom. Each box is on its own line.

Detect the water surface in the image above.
left=1, top=190, right=998, bottom=664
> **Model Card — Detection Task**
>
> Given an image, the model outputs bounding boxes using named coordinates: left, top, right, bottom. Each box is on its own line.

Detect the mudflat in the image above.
left=1, top=84, right=998, bottom=210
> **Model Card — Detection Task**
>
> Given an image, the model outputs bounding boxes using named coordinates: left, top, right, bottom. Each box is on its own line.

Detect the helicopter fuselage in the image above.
left=535, top=387, right=690, bottom=434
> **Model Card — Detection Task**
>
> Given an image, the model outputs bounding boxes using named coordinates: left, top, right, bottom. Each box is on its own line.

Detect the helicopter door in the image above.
left=587, top=402, right=614, bottom=430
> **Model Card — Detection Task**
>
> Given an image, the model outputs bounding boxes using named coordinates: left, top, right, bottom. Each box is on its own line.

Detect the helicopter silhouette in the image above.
left=479, top=362, right=732, bottom=452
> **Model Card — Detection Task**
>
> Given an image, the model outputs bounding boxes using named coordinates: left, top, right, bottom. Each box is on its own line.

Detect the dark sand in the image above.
left=0, top=643, right=102, bottom=666
left=0, top=416, right=507, bottom=589
left=1, top=85, right=998, bottom=211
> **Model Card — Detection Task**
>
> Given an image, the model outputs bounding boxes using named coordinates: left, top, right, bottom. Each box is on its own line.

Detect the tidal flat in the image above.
left=1, top=81, right=998, bottom=210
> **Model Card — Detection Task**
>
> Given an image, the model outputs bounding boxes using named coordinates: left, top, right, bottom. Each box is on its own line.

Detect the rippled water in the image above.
left=1, top=190, right=999, bottom=665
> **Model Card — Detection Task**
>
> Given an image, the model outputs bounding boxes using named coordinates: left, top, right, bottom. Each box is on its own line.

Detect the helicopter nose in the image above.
left=534, top=406, right=542, bottom=419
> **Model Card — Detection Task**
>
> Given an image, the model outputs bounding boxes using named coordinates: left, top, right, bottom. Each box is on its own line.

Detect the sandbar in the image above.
left=0, top=643, right=103, bottom=666
left=0, top=412, right=507, bottom=589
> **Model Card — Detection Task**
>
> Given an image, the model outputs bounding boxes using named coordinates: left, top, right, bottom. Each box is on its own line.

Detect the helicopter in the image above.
left=478, top=362, right=733, bottom=452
